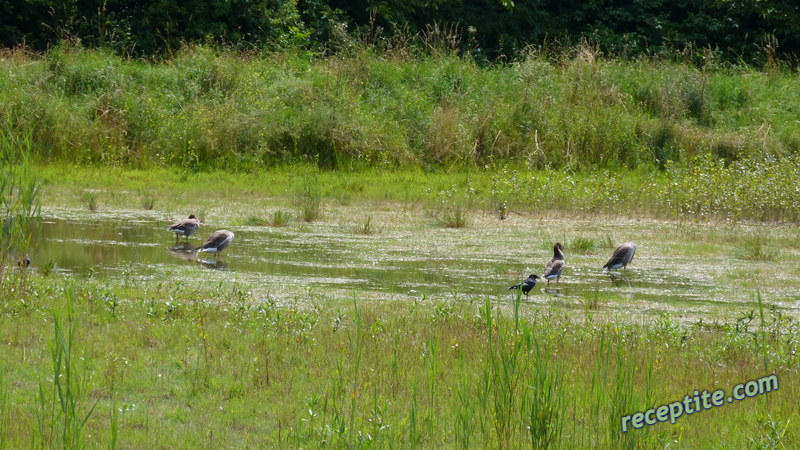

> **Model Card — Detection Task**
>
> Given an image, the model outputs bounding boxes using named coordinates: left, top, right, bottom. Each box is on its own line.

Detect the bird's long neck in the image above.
left=554, top=246, right=564, bottom=260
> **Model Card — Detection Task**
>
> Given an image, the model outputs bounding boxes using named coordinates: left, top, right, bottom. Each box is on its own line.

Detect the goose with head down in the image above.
left=196, top=230, right=235, bottom=259
left=603, top=242, right=636, bottom=271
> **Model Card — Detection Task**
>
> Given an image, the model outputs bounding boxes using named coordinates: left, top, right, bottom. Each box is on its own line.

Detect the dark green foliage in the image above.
left=2, top=0, right=800, bottom=63
left=0, top=0, right=311, bottom=56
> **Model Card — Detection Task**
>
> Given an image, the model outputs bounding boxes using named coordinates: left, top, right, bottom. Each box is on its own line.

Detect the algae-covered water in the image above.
left=31, top=208, right=800, bottom=323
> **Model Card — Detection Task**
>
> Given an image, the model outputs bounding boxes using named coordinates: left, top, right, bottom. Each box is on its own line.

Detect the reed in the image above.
left=269, top=210, right=291, bottom=227
left=296, top=174, right=322, bottom=223
left=34, top=287, right=97, bottom=448
left=0, top=127, right=41, bottom=289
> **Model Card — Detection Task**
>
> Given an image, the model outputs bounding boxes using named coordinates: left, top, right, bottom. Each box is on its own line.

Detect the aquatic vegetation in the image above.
left=295, top=173, right=322, bottom=223
left=0, top=127, right=40, bottom=288
left=2, top=178, right=800, bottom=446
left=570, top=237, right=598, bottom=254
left=437, top=207, right=467, bottom=228
left=355, top=216, right=375, bottom=235
left=80, top=191, right=98, bottom=212
left=139, top=192, right=156, bottom=210
left=268, top=210, right=290, bottom=227
left=736, top=234, right=779, bottom=262
left=429, top=183, right=471, bottom=228
left=244, top=215, right=268, bottom=226
left=582, top=288, right=603, bottom=310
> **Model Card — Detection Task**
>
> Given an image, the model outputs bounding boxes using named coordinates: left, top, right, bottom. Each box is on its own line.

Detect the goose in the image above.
left=542, top=242, right=565, bottom=285
left=168, top=215, right=200, bottom=243
left=603, top=242, right=636, bottom=271
left=196, top=230, right=235, bottom=258
left=508, top=274, right=540, bottom=296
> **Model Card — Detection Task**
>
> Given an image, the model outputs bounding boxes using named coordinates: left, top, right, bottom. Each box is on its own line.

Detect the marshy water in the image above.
left=30, top=208, right=800, bottom=323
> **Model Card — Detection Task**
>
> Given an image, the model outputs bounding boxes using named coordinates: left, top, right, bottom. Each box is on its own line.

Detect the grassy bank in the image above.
left=2, top=45, right=800, bottom=172
left=1, top=272, right=797, bottom=448
left=34, top=162, right=800, bottom=223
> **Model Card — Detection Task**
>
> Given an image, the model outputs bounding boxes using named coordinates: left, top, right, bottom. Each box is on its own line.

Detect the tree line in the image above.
left=1, top=0, right=799, bottom=63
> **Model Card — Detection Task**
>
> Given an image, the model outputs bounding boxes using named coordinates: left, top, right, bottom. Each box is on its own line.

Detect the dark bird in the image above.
left=18, top=256, right=31, bottom=268
left=603, top=242, right=637, bottom=271
left=168, top=215, right=200, bottom=243
left=508, top=274, right=540, bottom=296
left=196, top=230, right=235, bottom=258
left=542, top=242, right=565, bottom=285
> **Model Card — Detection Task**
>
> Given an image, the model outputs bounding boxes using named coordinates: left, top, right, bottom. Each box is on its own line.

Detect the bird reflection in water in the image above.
left=167, top=242, right=197, bottom=263
left=196, top=258, right=228, bottom=270
left=168, top=242, right=196, bottom=253
left=167, top=242, right=229, bottom=269
left=608, top=271, right=633, bottom=287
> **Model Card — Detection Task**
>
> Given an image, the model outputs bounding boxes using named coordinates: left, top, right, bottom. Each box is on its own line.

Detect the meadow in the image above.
left=2, top=163, right=800, bottom=447
left=1, top=43, right=800, bottom=447
left=27, top=160, right=800, bottom=224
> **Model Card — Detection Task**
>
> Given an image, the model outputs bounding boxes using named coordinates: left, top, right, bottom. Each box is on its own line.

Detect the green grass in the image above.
left=268, top=210, right=291, bottom=227
left=582, top=288, right=604, bottom=310
left=27, top=162, right=800, bottom=224
left=570, top=236, right=598, bottom=254
left=4, top=156, right=800, bottom=446
left=79, top=191, right=98, bottom=212
left=3, top=50, right=799, bottom=444
left=296, top=175, right=322, bottom=223
left=2, top=45, right=800, bottom=173
left=138, top=192, right=156, bottom=210
left=244, top=215, right=268, bottom=226
left=436, top=207, right=468, bottom=228
left=736, top=235, right=779, bottom=261
left=0, top=131, right=40, bottom=288
left=34, top=288, right=97, bottom=448
left=0, top=272, right=797, bottom=447
left=4, top=45, right=800, bottom=223
left=355, top=216, right=375, bottom=235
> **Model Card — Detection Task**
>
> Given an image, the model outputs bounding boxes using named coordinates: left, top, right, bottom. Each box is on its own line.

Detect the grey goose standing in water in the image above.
left=542, top=242, right=565, bottom=285
left=508, top=274, right=540, bottom=296
left=168, top=215, right=200, bottom=242
left=196, top=230, right=235, bottom=258
left=603, top=242, right=636, bottom=270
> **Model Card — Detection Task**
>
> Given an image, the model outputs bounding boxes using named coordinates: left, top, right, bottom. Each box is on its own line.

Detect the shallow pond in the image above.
left=29, top=208, right=800, bottom=323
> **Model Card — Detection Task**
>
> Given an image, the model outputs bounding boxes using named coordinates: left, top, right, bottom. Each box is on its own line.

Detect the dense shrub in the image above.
left=1, top=46, right=799, bottom=173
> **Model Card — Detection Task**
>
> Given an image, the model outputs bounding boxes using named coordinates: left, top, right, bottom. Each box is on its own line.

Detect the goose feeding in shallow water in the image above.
left=508, top=274, right=540, bottom=296
left=542, top=242, right=565, bottom=285
left=168, top=215, right=200, bottom=242
left=603, top=242, right=636, bottom=271
left=196, top=230, right=235, bottom=258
